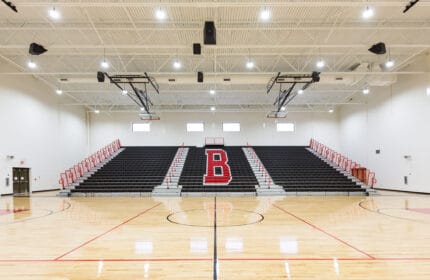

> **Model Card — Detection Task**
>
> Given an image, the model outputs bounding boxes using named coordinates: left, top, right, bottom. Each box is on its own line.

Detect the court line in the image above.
left=213, top=196, right=218, bottom=280
left=0, top=258, right=212, bottom=262
left=54, top=202, right=162, bottom=260
left=273, top=204, right=375, bottom=260
left=0, top=257, right=429, bottom=263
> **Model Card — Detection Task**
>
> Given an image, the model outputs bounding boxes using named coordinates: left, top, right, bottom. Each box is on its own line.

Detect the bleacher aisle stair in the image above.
left=179, top=146, right=258, bottom=194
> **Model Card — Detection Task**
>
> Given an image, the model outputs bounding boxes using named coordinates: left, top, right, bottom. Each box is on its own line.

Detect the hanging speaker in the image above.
left=29, top=43, right=47, bottom=55
left=368, top=42, right=386, bottom=55
left=204, top=21, right=216, bottom=45
left=97, top=71, right=105, bottom=83
left=193, top=43, right=201, bottom=55
left=197, top=72, right=204, bottom=83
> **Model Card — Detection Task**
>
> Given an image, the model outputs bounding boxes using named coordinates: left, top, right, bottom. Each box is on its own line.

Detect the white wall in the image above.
left=0, top=75, right=88, bottom=194
left=89, top=111, right=339, bottom=149
left=339, top=54, right=430, bottom=193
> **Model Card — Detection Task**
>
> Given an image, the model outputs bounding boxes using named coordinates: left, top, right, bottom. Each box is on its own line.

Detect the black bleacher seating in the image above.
left=179, top=147, right=257, bottom=192
left=253, top=146, right=366, bottom=194
left=71, top=147, right=177, bottom=193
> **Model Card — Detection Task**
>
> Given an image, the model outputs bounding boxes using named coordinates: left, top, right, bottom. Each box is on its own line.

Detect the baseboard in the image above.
left=32, top=188, right=61, bottom=193
left=374, top=187, right=430, bottom=195
left=0, top=193, right=13, bottom=197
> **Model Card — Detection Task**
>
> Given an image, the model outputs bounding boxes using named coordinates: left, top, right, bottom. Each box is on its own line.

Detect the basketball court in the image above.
left=0, top=192, right=429, bottom=279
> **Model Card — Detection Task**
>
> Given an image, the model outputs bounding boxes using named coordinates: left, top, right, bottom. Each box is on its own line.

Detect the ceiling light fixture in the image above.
left=122, top=89, right=128, bottom=95
left=56, top=89, right=63, bottom=95
left=385, top=59, right=394, bottom=68
left=246, top=61, right=255, bottom=69
left=260, top=8, right=271, bottom=21
left=49, top=7, right=60, bottom=19
left=101, top=48, right=109, bottom=69
left=94, top=109, right=100, bottom=114
left=362, top=6, right=374, bottom=19
left=27, top=59, right=37, bottom=69
left=210, top=106, right=216, bottom=111
left=209, top=89, right=216, bottom=95
left=363, top=88, right=370, bottom=95
left=173, top=60, right=181, bottom=69
left=280, top=106, right=286, bottom=111
left=155, top=8, right=166, bottom=20
left=385, top=48, right=394, bottom=68
left=328, top=109, right=334, bottom=113
left=298, top=89, right=304, bottom=95
left=426, top=87, right=430, bottom=96
left=316, top=59, right=325, bottom=68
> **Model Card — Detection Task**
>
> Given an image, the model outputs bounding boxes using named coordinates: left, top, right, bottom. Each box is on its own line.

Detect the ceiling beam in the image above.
left=13, top=1, right=430, bottom=8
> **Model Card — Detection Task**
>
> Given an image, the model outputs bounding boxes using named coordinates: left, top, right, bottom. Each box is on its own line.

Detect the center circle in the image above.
left=167, top=208, right=264, bottom=227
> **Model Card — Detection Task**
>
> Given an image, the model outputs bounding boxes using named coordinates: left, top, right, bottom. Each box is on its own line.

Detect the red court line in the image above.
left=0, top=258, right=211, bottom=263
left=0, top=257, right=429, bottom=263
left=273, top=204, right=375, bottom=260
left=54, top=202, right=162, bottom=260
left=219, top=257, right=430, bottom=261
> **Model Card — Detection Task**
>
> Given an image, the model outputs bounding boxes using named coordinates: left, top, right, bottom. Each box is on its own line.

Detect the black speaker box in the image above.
left=193, top=43, right=201, bottom=55
left=204, top=21, right=216, bottom=45
left=97, top=71, right=105, bottom=83
left=368, top=42, right=386, bottom=55
left=197, top=72, right=204, bottom=83
left=29, top=43, right=47, bottom=55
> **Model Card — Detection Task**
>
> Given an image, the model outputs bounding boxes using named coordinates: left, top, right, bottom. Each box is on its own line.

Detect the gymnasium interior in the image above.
left=0, top=0, right=430, bottom=279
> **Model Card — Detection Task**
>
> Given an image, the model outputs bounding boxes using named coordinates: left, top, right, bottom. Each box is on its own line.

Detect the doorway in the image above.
left=12, top=168, right=30, bottom=195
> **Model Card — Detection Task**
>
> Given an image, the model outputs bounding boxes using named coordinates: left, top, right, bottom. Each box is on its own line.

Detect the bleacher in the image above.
left=253, top=146, right=366, bottom=194
left=179, top=146, right=257, bottom=192
left=71, top=147, right=177, bottom=193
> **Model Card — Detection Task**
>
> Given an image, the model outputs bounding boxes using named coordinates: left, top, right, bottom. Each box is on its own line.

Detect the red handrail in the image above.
left=309, top=138, right=377, bottom=188
left=59, top=139, right=121, bottom=189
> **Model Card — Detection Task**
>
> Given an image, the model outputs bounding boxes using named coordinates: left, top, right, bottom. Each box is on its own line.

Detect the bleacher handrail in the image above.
left=309, top=138, right=377, bottom=188
left=59, top=139, right=121, bottom=189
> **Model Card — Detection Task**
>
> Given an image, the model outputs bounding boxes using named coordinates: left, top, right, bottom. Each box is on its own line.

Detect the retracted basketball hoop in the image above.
left=139, top=113, right=160, bottom=121
left=267, top=111, right=287, bottom=119
left=266, top=72, right=320, bottom=118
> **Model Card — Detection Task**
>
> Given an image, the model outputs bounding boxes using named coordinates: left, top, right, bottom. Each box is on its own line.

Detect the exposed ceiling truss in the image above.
left=0, top=0, right=429, bottom=114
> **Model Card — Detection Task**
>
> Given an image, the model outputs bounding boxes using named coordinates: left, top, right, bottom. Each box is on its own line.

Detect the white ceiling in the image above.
left=0, top=0, right=429, bottom=113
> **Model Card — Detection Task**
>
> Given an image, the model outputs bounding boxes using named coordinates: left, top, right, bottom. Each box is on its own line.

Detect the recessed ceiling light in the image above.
left=385, top=59, right=394, bottom=68
left=94, top=109, right=100, bottom=114
left=362, top=6, right=374, bottom=19
left=173, top=60, right=181, bottom=69
left=363, top=88, right=370, bottom=95
left=155, top=8, right=166, bottom=20
left=210, top=106, right=216, bottom=111
left=280, top=106, right=286, bottom=111
left=101, top=60, right=109, bottom=69
left=426, top=87, right=430, bottom=96
left=49, top=7, right=60, bottom=19
left=209, top=89, right=216, bottom=95
left=260, top=8, right=271, bottom=21
left=122, top=89, right=128, bottom=95
left=328, top=109, right=334, bottom=113
left=246, top=61, right=255, bottom=69
left=316, top=59, right=325, bottom=68
left=56, top=89, right=63, bottom=95
left=140, top=107, right=145, bottom=111
left=27, top=60, right=37, bottom=69
left=298, top=89, right=304, bottom=95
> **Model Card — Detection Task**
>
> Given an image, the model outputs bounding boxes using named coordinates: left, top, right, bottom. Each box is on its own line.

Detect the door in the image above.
left=12, top=168, right=30, bottom=195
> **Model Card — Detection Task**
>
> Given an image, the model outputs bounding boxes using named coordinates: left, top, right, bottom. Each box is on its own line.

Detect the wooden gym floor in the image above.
left=0, top=192, right=429, bottom=279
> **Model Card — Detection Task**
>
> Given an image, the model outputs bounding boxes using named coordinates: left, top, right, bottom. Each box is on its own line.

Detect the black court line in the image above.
left=213, top=196, right=218, bottom=280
